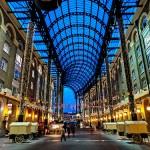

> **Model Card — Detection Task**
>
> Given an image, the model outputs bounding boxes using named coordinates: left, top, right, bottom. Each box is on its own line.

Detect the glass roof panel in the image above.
left=7, top=0, right=138, bottom=93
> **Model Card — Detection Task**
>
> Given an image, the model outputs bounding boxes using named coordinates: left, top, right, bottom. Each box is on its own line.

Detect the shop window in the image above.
left=134, top=83, right=138, bottom=93
left=14, top=69, right=20, bottom=81
left=3, top=42, right=10, bottom=55
left=32, top=70, right=35, bottom=78
left=136, top=46, right=141, bottom=58
left=130, top=56, right=133, bottom=65
left=31, top=82, right=33, bottom=90
left=15, top=54, right=22, bottom=67
left=0, top=58, right=7, bottom=72
left=141, top=77, right=147, bottom=88
left=132, top=70, right=136, bottom=80
left=139, top=62, right=144, bottom=74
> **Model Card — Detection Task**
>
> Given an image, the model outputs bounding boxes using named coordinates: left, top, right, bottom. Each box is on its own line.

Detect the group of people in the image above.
left=61, top=123, right=76, bottom=142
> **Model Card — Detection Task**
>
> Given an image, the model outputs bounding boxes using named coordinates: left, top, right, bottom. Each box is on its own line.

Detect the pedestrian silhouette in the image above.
left=67, top=124, right=71, bottom=137
left=60, top=126, right=66, bottom=142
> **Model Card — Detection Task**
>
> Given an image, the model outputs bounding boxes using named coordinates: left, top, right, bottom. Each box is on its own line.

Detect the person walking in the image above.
left=60, top=126, right=66, bottom=142
left=71, top=124, right=75, bottom=137
left=67, top=124, right=71, bottom=137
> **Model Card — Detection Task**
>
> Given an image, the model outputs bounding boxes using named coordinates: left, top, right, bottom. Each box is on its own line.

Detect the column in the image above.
left=55, top=72, right=60, bottom=120
left=88, top=91, right=91, bottom=127
left=44, top=55, right=51, bottom=132
left=105, top=55, right=114, bottom=122
left=59, top=83, right=63, bottom=121
left=18, top=22, right=34, bottom=122
left=96, top=79, right=100, bottom=128
left=115, top=0, right=137, bottom=120
left=99, top=74, right=104, bottom=117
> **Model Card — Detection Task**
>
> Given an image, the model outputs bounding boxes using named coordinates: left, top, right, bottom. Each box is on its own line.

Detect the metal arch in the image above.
left=64, top=77, right=85, bottom=88
left=60, top=54, right=98, bottom=69
left=64, top=67, right=93, bottom=78
left=51, top=24, right=104, bottom=43
left=64, top=78, right=83, bottom=89
left=62, top=0, right=111, bottom=14
left=55, top=34, right=101, bottom=49
left=63, top=59, right=95, bottom=72
left=64, top=83, right=79, bottom=93
left=64, top=71, right=90, bottom=83
left=57, top=40, right=101, bottom=56
left=64, top=79, right=84, bottom=92
left=64, top=61, right=95, bottom=73
left=59, top=48, right=98, bottom=64
left=48, top=12, right=107, bottom=30
left=64, top=72, right=89, bottom=84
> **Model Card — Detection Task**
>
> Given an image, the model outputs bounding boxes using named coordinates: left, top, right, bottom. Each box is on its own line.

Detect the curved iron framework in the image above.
left=6, top=0, right=140, bottom=95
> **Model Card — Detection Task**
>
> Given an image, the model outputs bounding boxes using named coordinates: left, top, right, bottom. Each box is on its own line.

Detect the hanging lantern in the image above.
left=34, top=0, right=62, bottom=11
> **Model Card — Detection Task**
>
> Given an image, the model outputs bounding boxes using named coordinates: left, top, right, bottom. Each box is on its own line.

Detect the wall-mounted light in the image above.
left=136, top=109, right=141, bottom=113
left=8, top=110, right=12, bottom=115
left=28, top=113, right=31, bottom=117
left=147, top=106, right=150, bottom=111
left=124, top=112, right=127, bottom=116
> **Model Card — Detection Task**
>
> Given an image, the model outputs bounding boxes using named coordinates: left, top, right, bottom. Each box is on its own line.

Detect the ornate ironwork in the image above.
left=18, top=21, right=34, bottom=122
left=115, top=0, right=137, bottom=120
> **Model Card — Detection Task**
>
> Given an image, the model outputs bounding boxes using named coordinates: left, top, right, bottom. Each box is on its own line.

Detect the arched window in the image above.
left=132, top=70, right=136, bottom=80
left=38, top=65, right=42, bottom=75
left=141, top=16, right=147, bottom=31
left=18, top=40, right=24, bottom=51
left=141, top=77, right=147, bottom=88
left=134, top=83, right=138, bottom=93
left=6, top=27, right=13, bottom=41
left=130, top=56, right=133, bottom=65
left=139, top=62, right=144, bottom=74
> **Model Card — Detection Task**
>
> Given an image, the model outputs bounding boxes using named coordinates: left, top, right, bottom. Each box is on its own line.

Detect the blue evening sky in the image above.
left=63, top=87, right=76, bottom=114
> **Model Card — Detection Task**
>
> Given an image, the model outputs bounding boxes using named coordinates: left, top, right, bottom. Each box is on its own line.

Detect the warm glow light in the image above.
left=136, top=109, right=141, bottom=113
left=113, top=116, right=116, bottom=118
left=35, top=115, right=37, bottom=118
left=100, top=118, right=103, bottom=121
left=124, top=112, right=127, bottom=116
left=28, top=113, right=31, bottom=117
left=147, top=106, right=150, bottom=111
left=108, top=117, right=111, bottom=119
left=116, top=115, right=118, bottom=118
left=8, top=110, right=12, bottom=115
left=119, top=114, right=122, bottom=117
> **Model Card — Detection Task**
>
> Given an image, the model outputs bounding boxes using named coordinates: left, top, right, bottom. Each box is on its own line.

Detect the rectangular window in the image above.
left=139, top=62, right=144, bottom=74
left=15, top=54, right=22, bottom=67
left=12, top=86, right=18, bottom=96
left=3, top=42, right=10, bottom=54
left=14, top=70, right=20, bottom=81
left=0, top=58, right=7, bottom=72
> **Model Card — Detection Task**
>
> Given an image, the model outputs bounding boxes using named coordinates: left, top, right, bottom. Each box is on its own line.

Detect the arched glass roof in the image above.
left=6, top=0, right=138, bottom=93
